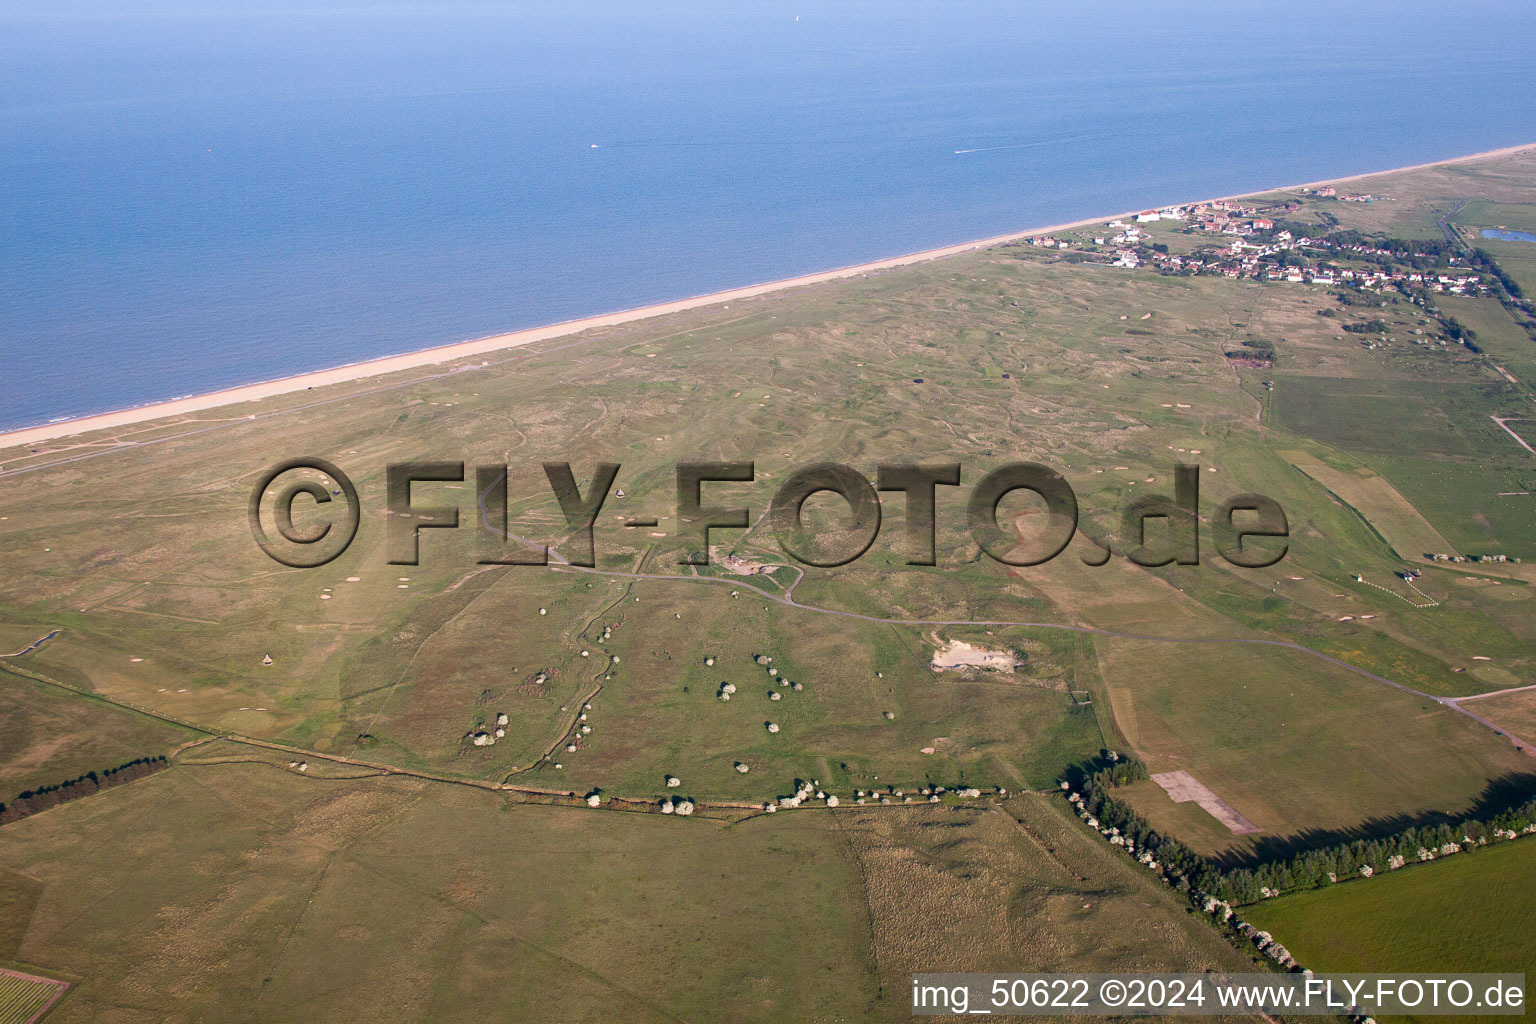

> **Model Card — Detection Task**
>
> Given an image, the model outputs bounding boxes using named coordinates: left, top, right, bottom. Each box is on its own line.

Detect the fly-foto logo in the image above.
left=248, top=459, right=1288, bottom=570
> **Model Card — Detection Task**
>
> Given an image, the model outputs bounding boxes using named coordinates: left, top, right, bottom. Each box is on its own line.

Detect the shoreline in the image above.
left=4, top=140, right=1532, bottom=451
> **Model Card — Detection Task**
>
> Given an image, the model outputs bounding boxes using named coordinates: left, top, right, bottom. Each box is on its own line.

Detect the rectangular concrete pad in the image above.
left=1151, top=770, right=1261, bottom=835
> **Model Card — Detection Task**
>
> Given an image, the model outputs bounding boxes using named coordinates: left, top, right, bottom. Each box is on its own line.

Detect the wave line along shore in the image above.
left=4, top=141, right=1532, bottom=451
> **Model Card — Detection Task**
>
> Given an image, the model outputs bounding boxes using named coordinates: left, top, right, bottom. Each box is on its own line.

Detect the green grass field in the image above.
left=1246, top=837, right=1536, bottom=1024
left=1463, top=688, right=1536, bottom=745
left=1436, top=294, right=1536, bottom=387
left=1282, top=450, right=1457, bottom=560
left=1456, top=200, right=1536, bottom=234
left=1102, top=638, right=1529, bottom=858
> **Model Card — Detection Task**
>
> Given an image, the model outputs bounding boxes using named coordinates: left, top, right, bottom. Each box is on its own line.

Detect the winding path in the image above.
left=1437, top=197, right=1471, bottom=247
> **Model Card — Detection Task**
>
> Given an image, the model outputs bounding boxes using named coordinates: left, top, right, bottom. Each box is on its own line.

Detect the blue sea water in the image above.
left=3, top=0, right=1535, bottom=430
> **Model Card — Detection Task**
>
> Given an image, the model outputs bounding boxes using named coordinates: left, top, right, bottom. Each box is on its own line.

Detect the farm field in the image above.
left=0, top=969, right=67, bottom=1024
left=1246, top=837, right=1536, bottom=1024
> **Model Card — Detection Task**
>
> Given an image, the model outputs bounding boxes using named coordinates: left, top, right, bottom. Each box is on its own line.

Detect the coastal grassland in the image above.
left=2, top=150, right=1536, bottom=951
left=508, top=595, right=1106, bottom=802
left=0, top=761, right=877, bottom=1024
left=841, top=794, right=1259, bottom=1006
left=1099, top=638, right=1531, bottom=860
left=1477, top=237, right=1536, bottom=299
left=327, top=544, right=1111, bottom=793
left=0, top=869, right=43, bottom=964
left=1435, top=292, right=1536, bottom=390
left=0, top=625, right=56, bottom=657
left=1165, top=438, right=1536, bottom=696
left=1263, top=291, right=1536, bottom=561
left=1461, top=688, right=1536, bottom=746
left=1366, top=454, right=1536, bottom=559
left=1245, top=837, right=1536, bottom=1022
left=0, top=664, right=193, bottom=799
left=1291, top=147, right=1536, bottom=239
left=1455, top=199, right=1536, bottom=235
left=0, top=241, right=1527, bottom=813
left=1104, top=416, right=1534, bottom=701
left=0, top=248, right=1293, bottom=785
left=1268, top=376, right=1519, bottom=464
left=0, top=759, right=1265, bottom=1024
left=1162, top=562, right=1529, bottom=704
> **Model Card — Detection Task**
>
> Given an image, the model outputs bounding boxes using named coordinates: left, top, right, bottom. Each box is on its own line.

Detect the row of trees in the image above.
left=1442, top=316, right=1483, bottom=352
left=0, top=756, right=168, bottom=825
left=1070, top=757, right=1219, bottom=892
left=1215, top=809, right=1536, bottom=904
left=1472, top=248, right=1527, bottom=300
left=1068, top=754, right=1536, bottom=907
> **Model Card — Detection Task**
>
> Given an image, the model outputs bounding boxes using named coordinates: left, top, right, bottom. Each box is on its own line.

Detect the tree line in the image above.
left=1065, top=754, right=1536, bottom=907
left=0, top=756, right=168, bottom=825
left=1472, top=248, right=1527, bottom=300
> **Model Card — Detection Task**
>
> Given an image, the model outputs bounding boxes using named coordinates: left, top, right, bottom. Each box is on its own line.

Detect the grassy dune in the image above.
left=0, top=760, right=1260, bottom=1023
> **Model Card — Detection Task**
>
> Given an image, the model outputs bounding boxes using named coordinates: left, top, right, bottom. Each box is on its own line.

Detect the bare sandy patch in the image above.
left=931, top=639, right=1019, bottom=672
left=1151, top=770, right=1260, bottom=835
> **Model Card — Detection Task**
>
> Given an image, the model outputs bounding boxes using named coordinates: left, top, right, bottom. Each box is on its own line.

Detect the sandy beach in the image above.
left=4, top=141, right=1532, bottom=452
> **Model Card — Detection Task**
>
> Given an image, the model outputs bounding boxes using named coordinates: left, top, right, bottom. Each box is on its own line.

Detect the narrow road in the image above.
left=1492, top=416, right=1536, bottom=455
left=1448, top=681, right=1536, bottom=703
left=1437, top=197, right=1471, bottom=247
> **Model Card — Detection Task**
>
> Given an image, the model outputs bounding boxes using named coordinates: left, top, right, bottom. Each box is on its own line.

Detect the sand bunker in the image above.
left=931, top=639, right=1019, bottom=672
